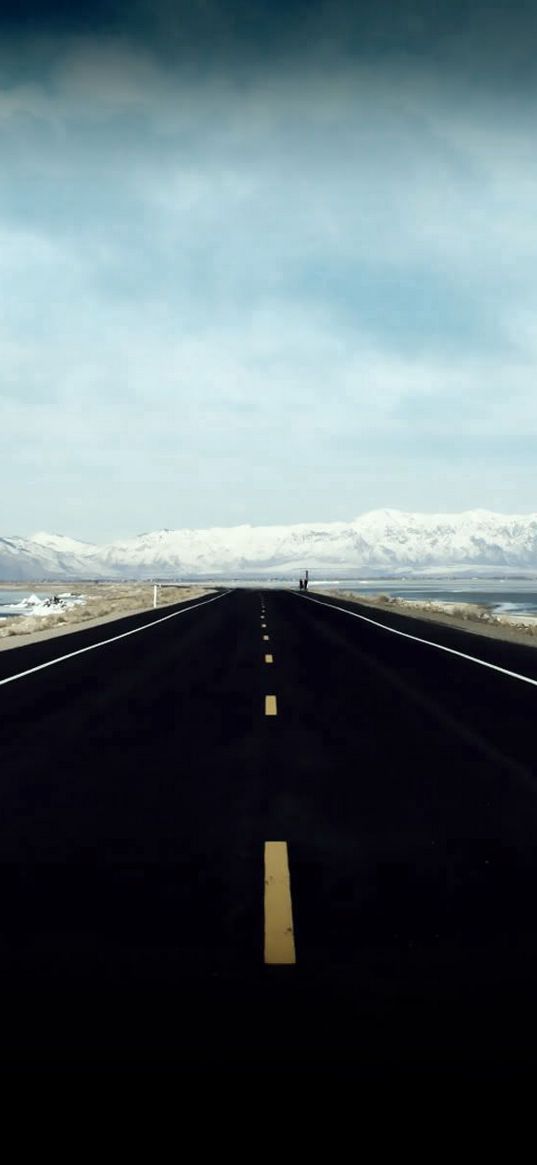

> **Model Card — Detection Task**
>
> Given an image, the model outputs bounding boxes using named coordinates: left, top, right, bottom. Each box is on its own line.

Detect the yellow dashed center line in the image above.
left=265, top=694, right=277, bottom=715
left=263, top=634, right=269, bottom=641
left=265, top=654, right=273, bottom=663
left=264, top=842, right=296, bottom=965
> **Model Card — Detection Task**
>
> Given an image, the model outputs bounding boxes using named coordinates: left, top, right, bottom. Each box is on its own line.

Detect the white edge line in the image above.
left=292, top=590, right=537, bottom=690
left=0, top=591, right=232, bottom=688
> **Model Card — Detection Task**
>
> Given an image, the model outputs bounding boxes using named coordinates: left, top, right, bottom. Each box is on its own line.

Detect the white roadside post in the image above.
left=153, top=584, right=158, bottom=609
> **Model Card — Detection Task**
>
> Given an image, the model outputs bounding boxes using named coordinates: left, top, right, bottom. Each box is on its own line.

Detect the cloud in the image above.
left=2, top=35, right=537, bottom=535
left=5, top=1, right=537, bottom=82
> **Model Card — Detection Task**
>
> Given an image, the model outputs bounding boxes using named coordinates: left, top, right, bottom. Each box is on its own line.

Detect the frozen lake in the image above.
left=0, top=589, right=52, bottom=617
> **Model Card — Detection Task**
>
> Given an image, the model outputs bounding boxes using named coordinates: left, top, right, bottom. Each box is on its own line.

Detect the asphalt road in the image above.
left=2, top=586, right=537, bottom=1077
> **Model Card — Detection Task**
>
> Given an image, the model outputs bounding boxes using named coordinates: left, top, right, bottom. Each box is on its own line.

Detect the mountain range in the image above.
left=3, top=510, right=537, bottom=580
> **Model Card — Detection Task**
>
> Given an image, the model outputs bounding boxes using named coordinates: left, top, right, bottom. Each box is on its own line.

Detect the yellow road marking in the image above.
left=264, top=842, right=296, bottom=965
left=265, top=695, right=277, bottom=715
left=261, top=622, right=267, bottom=628
left=263, top=634, right=269, bottom=641
left=265, top=654, right=273, bottom=663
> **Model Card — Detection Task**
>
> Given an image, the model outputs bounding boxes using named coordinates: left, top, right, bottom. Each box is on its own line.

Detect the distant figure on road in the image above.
left=299, top=578, right=303, bottom=590
left=304, top=577, right=308, bottom=591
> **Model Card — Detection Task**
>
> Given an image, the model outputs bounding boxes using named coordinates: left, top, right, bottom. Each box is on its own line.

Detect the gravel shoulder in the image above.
left=0, top=584, right=215, bottom=652
left=313, top=589, right=537, bottom=650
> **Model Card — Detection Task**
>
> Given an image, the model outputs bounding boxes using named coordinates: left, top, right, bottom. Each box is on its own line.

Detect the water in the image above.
left=307, top=579, right=537, bottom=617
left=0, top=589, right=52, bottom=618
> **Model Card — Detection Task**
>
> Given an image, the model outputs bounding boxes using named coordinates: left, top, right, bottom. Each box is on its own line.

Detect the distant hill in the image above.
left=3, top=510, right=537, bottom=580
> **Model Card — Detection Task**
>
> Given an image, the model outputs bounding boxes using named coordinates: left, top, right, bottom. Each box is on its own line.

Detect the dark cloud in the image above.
left=3, top=1, right=537, bottom=82
left=0, top=1, right=120, bottom=35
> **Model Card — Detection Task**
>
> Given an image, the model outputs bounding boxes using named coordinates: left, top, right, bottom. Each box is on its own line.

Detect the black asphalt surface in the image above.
left=2, top=586, right=537, bottom=1077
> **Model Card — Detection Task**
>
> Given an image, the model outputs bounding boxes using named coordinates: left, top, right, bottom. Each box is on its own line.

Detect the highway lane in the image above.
left=2, top=586, right=537, bottom=1075
left=267, top=590, right=537, bottom=1077
left=0, top=588, right=268, bottom=1068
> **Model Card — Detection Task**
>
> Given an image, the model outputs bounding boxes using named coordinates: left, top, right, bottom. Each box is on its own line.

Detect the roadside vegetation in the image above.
left=0, top=583, right=213, bottom=639
left=317, top=590, right=537, bottom=641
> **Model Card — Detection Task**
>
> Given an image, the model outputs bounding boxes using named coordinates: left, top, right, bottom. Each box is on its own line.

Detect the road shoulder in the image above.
left=0, top=588, right=215, bottom=652
left=312, top=589, right=537, bottom=650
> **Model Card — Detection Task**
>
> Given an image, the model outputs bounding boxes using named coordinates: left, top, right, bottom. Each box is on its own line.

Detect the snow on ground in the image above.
left=1, top=592, right=86, bottom=618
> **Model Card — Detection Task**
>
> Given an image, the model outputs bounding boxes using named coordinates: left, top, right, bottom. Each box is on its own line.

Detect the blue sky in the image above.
left=2, top=2, right=537, bottom=541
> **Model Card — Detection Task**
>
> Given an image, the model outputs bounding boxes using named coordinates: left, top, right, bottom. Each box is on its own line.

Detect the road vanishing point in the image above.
left=2, top=586, right=537, bottom=1078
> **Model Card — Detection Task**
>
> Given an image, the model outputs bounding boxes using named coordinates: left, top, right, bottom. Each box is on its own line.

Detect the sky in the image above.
left=2, top=1, right=537, bottom=541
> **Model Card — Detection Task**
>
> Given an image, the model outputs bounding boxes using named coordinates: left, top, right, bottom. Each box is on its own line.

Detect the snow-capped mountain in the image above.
left=0, top=533, right=99, bottom=580
left=3, top=510, right=537, bottom=580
